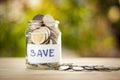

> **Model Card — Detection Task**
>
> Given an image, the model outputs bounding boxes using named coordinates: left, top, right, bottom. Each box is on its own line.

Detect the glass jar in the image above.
left=26, top=20, right=61, bottom=70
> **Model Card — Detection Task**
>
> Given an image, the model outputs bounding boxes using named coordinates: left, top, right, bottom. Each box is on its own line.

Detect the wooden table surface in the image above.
left=0, top=58, right=120, bottom=80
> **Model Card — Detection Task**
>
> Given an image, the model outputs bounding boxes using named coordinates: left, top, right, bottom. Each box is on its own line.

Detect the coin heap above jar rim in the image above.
left=29, top=14, right=59, bottom=29
left=28, top=14, right=60, bottom=45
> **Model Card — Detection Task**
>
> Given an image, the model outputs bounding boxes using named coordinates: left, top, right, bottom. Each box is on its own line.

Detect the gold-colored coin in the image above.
left=31, top=27, right=51, bottom=44
left=31, top=29, right=45, bottom=44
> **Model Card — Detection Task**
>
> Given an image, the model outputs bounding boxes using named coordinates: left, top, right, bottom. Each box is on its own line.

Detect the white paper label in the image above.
left=27, top=44, right=61, bottom=64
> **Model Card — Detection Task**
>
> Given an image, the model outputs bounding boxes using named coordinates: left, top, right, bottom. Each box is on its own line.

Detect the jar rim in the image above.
left=28, top=20, right=59, bottom=24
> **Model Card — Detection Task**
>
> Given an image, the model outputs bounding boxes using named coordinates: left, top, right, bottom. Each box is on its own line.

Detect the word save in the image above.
left=30, top=49, right=54, bottom=57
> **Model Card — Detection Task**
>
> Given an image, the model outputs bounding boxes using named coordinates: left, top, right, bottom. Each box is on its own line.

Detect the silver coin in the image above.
left=72, top=66, right=84, bottom=71
left=83, top=66, right=94, bottom=70
left=107, top=67, right=120, bottom=70
left=32, top=14, right=44, bottom=21
left=50, top=38, right=57, bottom=44
left=43, top=14, right=55, bottom=26
left=94, top=65, right=109, bottom=70
left=49, top=25, right=60, bottom=36
left=40, top=27, right=50, bottom=41
left=29, top=22, right=41, bottom=30
left=59, top=65, right=70, bottom=71
left=43, top=39, right=49, bottom=44
left=50, top=30, right=58, bottom=39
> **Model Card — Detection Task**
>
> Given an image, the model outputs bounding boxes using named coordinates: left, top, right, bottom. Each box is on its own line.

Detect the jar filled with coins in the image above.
left=26, top=14, right=61, bottom=70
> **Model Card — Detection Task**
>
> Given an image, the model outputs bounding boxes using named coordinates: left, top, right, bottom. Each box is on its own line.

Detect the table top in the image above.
left=0, top=58, right=120, bottom=80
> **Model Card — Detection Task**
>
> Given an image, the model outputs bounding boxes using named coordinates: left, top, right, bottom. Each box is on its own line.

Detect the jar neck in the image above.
left=28, top=20, right=59, bottom=25
left=28, top=20, right=59, bottom=30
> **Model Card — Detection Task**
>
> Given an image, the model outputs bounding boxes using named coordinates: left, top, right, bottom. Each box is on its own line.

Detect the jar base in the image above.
left=26, top=63, right=59, bottom=70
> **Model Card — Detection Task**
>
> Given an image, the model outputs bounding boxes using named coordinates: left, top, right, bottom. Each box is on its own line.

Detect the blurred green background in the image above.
left=0, top=0, right=120, bottom=57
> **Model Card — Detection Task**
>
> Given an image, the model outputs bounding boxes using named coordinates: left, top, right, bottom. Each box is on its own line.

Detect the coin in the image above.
left=83, top=66, right=94, bottom=70
left=50, top=26, right=59, bottom=37
left=42, top=27, right=51, bottom=40
left=49, top=39, right=53, bottom=44
left=59, top=65, right=70, bottom=71
left=72, top=66, right=84, bottom=71
left=94, top=65, right=109, bottom=70
left=50, top=38, right=57, bottom=44
left=30, top=22, right=41, bottom=30
left=31, top=29, right=46, bottom=44
left=43, top=14, right=55, bottom=26
left=50, top=30, right=58, bottom=39
left=32, top=14, right=44, bottom=21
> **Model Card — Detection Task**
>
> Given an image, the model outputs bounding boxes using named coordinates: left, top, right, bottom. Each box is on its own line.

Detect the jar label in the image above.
left=27, top=44, right=61, bottom=64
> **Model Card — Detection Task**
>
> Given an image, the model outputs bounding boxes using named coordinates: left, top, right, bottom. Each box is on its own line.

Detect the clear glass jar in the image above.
left=26, top=20, right=61, bottom=70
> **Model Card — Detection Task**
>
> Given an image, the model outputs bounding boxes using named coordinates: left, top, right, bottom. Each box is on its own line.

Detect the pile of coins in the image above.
left=27, top=14, right=60, bottom=45
left=58, top=63, right=120, bottom=71
left=26, top=61, right=120, bottom=71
